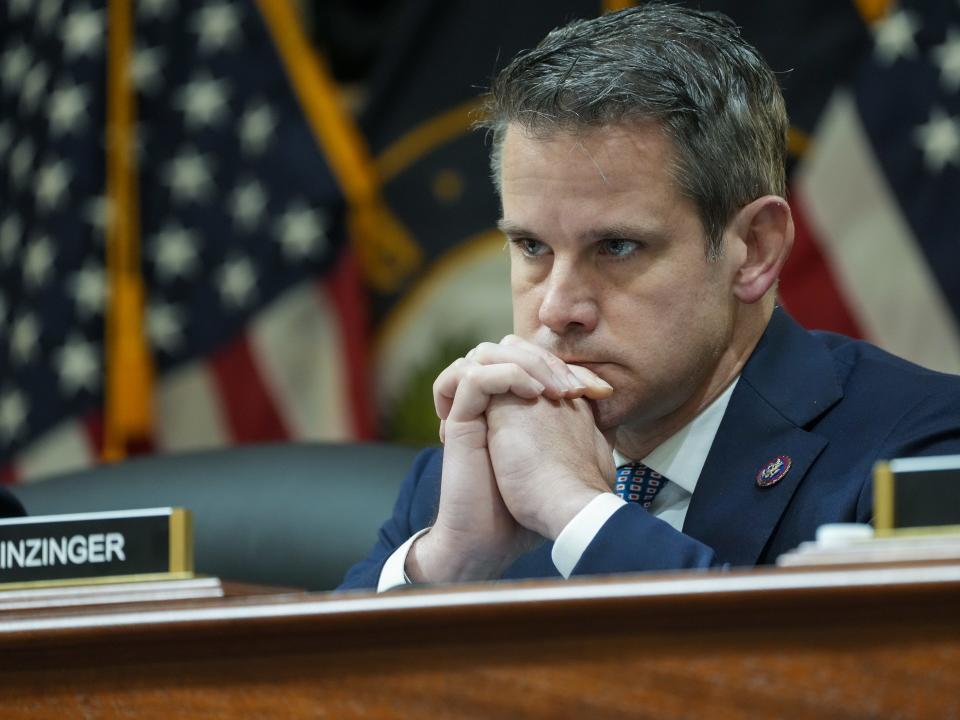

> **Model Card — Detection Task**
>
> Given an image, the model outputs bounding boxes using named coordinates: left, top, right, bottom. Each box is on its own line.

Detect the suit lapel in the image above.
left=682, top=309, right=842, bottom=566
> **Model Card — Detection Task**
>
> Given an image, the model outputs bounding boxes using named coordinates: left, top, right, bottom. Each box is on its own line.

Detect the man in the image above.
left=340, top=5, right=960, bottom=591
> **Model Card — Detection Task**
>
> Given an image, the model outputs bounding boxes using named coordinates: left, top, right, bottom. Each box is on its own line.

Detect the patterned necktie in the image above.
left=615, top=462, right=669, bottom=508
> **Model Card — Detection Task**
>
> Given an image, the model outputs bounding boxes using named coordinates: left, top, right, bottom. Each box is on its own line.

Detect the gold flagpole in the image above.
left=103, top=0, right=153, bottom=461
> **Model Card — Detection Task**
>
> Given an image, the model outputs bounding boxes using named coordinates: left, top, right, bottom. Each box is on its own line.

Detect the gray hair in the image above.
left=479, top=3, right=788, bottom=259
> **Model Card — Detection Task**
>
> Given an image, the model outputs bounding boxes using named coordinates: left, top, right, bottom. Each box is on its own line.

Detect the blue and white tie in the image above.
left=615, top=462, right=668, bottom=508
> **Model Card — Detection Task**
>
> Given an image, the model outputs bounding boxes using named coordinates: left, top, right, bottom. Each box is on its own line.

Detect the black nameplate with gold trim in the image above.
left=0, top=508, right=193, bottom=587
left=874, top=455, right=960, bottom=535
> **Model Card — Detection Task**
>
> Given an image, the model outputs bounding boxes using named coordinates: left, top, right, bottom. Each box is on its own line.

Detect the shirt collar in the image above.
left=613, top=377, right=739, bottom=495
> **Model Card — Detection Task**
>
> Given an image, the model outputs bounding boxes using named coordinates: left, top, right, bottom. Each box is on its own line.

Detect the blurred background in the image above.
left=1, top=0, right=958, bottom=484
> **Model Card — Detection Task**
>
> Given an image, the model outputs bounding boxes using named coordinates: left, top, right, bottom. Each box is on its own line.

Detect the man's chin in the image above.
left=588, top=397, right=623, bottom=433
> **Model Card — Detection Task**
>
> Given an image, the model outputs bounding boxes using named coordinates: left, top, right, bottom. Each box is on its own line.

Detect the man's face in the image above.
left=499, top=122, right=743, bottom=435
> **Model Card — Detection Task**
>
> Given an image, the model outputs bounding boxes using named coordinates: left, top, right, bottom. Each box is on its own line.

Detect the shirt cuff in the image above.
left=377, top=527, right=431, bottom=592
left=551, top=493, right=626, bottom=578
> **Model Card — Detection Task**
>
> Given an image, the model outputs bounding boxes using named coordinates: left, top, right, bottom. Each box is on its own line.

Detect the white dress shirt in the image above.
left=378, top=378, right=739, bottom=591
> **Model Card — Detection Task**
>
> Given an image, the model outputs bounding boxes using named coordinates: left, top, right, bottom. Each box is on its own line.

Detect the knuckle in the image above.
left=451, top=357, right=468, bottom=370
left=509, top=363, right=528, bottom=382
left=472, top=342, right=496, bottom=359
left=462, top=365, right=483, bottom=383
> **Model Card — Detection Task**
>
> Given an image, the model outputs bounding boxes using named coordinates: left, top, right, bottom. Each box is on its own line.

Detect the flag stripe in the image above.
left=153, top=363, right=230, bottom=452
left=17, top=420, right=96, bottom=483
left=83, top=413, right=106, bottom=461
left=248, top=281, right=349, bottom=441
left=781, top=192, right=865, bottom=338
left=209, top=335, right=290, bottom=444
left=796, top=91, right=960, bottom=375
left=1, top=465, right=19, bottom=486
left=326, top=249, right=374, bottom=439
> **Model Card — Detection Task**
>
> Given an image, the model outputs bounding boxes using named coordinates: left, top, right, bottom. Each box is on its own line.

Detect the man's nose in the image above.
left=537, top=260, right=599, bottom=335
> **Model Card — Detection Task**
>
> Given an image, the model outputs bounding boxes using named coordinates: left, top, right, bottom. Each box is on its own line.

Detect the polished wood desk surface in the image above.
left=2, top=562, right=959, bottom=719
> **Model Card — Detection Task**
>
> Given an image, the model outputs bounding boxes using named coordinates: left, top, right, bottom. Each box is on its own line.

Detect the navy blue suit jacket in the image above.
left=340, top=309, right=960, bottom=590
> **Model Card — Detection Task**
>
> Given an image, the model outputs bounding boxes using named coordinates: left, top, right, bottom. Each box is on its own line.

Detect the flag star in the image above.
left=138, top=0, right=175, bottom=19
left=132, top=45, right=165, bottom=95
left=0, top=388, right=28, bottom=442
left=85, top=195, right=111, bottom=240
left=148, top=302, right=185, bottom=353
left=35, top=160, right=72, bottom=211
left=69, top=262, right=107, bottom=318
left=162, top=148, right=215, bottom=204
left=239, top=102, right=277, bottom=156
left=20, top=62, right=50, bottom=114
left=38, top=0, right=64, bottom=31
left=1, top=43, right=32, bottom=93
left=230, top=179, right=268, bottom=231
left=175, top=73, right=231, bottom=129
left=191, top=3, right=243, bottom=53
left=56, top=336, right=101, bottom=395
left=933, top=29, right=960, bottom=93
left=150, top=223, right=200, bottom=280
left=11, top=313, right=40, bottom=365
left=217, top=256, right=258, bottom=308
left=23, top=236, right=55, bottom=289
left=873, top=10, right=920, bottom=65
left=275, top=203, right=329, bottom=260
left=0, top=215, right=23, bottom=265
left=914, top=107, right=960, bottom=172
left=48, top=82, right=89, bottom=136
left=61, top=7, right=105, bottom=59
left=10, top=137, right=35, bottom=190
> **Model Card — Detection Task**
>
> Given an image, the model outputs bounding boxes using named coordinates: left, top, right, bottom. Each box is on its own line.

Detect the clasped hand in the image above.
left=406, top=335, right=616, bottom=583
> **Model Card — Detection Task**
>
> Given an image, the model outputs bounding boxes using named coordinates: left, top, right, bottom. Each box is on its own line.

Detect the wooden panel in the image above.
left=1, top=563, right=959, bottom=719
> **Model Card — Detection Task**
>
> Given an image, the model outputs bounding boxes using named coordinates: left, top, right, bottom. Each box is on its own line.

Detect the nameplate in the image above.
left=874, top=455, right=960, bottom=535
left=0, top=508, right=193, bottom=588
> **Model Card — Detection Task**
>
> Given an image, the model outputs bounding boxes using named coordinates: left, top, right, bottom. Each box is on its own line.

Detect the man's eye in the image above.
left=513, top=239, right=550, bottom=257
left=599, top=239, right=641, bottom=258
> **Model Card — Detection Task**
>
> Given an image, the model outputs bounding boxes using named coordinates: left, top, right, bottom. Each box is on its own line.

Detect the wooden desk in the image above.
left=2, top=562, right=959, bottom=719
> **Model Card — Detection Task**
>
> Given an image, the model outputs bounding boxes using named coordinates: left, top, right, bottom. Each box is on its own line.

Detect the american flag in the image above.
left=0, top=0, right=373, bottom=483
left=781, top=0, right=960, bottom=373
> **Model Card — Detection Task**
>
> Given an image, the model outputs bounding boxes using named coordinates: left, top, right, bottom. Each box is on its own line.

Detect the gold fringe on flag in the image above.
left=602, top=1, right=635, bottom=13
left=103, top=0, right=154, bottom=461
left=256, top=0, right=421, bottom=294
left=852, top=0, right=894, bottom=25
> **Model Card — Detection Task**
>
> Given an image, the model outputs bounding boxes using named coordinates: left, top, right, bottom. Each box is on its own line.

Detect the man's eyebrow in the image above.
left=581, top=225, right=664, bottom=242
left=496, top=220, right=535, bottom=238
left=497, top=220, right=664, bottom=243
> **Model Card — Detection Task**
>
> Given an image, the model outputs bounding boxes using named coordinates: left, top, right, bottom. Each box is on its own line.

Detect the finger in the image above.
left=567, top=364, right=614, bottom=399
left=501, top=334, right=610, bottom=396
left=439, top=418, right=445, bottom=444
left=468, top=341, right=572, bottom=398
left=434, top=357, right=478, bottom=420
left=447, top=364, right=546, bottom=424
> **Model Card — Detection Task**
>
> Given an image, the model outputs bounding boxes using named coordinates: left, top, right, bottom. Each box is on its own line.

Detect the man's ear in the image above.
left=728, top=195, right=794, bottom=304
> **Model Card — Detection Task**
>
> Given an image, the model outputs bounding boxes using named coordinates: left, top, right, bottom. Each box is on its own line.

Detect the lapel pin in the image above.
left=756, top=455, right=792, bottom=488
